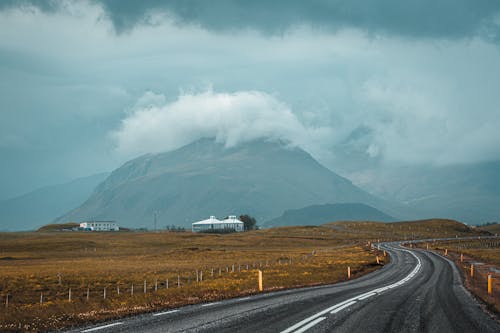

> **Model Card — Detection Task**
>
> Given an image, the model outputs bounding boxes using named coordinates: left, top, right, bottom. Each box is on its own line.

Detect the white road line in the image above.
left=280, top=246, right=422, bottom=333
left=239, top=297, right=251, bottom=301
left=330, top=301, right=356, bottom=314
left=81, top=322, right=123, bottom=332
left=201, top=302, right=220, bottom=307
left=280, top=299, right=353, bottom=333
left=152, top=309, right=179, bottom=316
left=293, top=317, right=326, bottom=333
left=357, top=292, right=376, bottom=300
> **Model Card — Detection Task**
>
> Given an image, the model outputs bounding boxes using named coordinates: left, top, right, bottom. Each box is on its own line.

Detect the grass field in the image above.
left=478, top=223, right=500, bottom=236
left=0, top=219, right=488, bottom=331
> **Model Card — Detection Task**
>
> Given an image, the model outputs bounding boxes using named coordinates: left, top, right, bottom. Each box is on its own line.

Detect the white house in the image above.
left=80, top=221, right=119, bottom=231
left=192, top=215, right=244, bottom=233
left=221, top=216, right=245, bottom=231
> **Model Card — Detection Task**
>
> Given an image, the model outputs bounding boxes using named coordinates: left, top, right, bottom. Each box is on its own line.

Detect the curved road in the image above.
left=72, top=244, right=499, bottom=333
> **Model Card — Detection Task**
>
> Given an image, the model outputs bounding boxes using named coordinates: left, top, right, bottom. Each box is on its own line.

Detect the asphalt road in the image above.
left=70, top=243, right=499, bottom=333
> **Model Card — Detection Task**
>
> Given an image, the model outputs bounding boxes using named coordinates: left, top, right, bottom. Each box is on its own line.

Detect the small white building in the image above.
left=80, top=221, right=119, bottom=231
left=192, top=215, right=244, bottom=233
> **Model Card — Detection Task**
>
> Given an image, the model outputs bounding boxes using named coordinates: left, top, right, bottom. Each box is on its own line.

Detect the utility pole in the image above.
left=153, top=210, right=158, bottom=231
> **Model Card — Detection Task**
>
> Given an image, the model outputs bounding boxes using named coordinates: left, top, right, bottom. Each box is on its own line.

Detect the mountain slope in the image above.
left=58, top=139, right=405, bottom=229
left=0, top=172, right=109, bottom=231
left=264, top=203, right=394, bottom=227
left=359, top=161, right=500, bottom=224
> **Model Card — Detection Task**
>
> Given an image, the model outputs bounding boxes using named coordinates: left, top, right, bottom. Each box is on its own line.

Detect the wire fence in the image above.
left=0, top=256, right=301, bottom=308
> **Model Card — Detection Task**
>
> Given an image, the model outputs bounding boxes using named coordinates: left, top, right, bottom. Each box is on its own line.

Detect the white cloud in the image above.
left=111, top=89, right=332, bottom=159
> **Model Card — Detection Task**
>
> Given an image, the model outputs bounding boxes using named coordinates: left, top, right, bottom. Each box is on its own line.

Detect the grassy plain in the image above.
left=0, top=219, right=487, bottom=331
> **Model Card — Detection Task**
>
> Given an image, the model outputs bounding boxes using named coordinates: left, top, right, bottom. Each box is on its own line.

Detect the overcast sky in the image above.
left=1, top=0, right=500, bottom=199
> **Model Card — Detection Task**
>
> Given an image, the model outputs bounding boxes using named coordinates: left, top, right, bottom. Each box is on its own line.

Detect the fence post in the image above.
left=258, top=270, right=263, bottom=292
left=87, top=287, right=90, bottom=300
left=200, top=271, right=203, bottom=282
left=68, top=288, right=72, bottom=302
left=131, top=284, right=134, bottom=296
left=470, top=264, right=474, bottom=278
left=155, top=279, right=158, bottom=291
left=166, top=279, right=169, bottom=289
left=444, top=249, right=448, bottom=256
left=460, top=253, right=463, bottom=262
left=348, top=266, right=351, bottom=279
left=488, top=274, right=492, bottom=295
left=376, top=256, right=380, bottom=264
left=40, top=292, right=43, bottom=304
left=117, top=285, right=120, bottom=295
left=383, top=250, right=387, bottom=257
left=144, top=280, right=147, bottom=293
left=103, top=287, right=106, bottom=299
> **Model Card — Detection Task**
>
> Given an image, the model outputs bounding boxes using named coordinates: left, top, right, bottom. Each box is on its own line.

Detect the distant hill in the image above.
left=57, top=139, right=406, bottom=229
left=323, top=218, right=484, bottom=238
left=0, top=173, right=109, bottom=231
left=37, top=222, right=79, bottom=232
left=478, top=222, right=500, bottom=235
left=264, top=203, right=394, bottom=227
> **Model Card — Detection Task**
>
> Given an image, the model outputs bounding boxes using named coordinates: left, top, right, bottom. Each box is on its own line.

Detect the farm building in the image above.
left=80, top=221, right=119, bottom=231
left=192, top=215, right=244, bottom=233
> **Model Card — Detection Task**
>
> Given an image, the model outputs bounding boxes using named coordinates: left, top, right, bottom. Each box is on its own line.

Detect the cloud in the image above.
left=112, top=89, right=331, bottom=159
left=4, top=0, right=499, bottom=41
left=1, top=1, right=500, bottom=198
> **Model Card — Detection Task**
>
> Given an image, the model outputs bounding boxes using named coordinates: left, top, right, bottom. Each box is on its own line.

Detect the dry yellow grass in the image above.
left=0, top=219, right=485, bottom=331
left=478, top=223, right=500, bottom=236
left=0, top=227, right=384, bottom=331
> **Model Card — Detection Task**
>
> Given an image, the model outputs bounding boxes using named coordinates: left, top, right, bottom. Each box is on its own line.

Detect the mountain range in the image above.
left=2, top=138, right=498, bottom=231
left=360, top=162, right=500, bottom=224
left=56, top=139, right=403, bottom=229
left=0, top=173, right=109, bottom=231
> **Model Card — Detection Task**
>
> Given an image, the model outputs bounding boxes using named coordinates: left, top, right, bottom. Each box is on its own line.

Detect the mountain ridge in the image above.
left=57, top=139, right=407, bottom=228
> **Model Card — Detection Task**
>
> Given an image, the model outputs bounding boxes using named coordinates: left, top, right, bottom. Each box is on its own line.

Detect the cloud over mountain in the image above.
left=111, top=89, right=331, bottom=159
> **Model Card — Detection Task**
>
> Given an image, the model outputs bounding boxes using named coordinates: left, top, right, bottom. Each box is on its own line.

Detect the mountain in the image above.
left=264, top=203, right=395, bottom=227
left=57, top=139, right=406, bottom=229
left=0, top=172, right=109, bottom=231
left=358, top=161, right=500, bottom=225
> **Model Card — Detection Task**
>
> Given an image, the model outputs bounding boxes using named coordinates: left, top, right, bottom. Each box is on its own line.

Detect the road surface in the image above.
left=71, top=243, right=499, bottom=333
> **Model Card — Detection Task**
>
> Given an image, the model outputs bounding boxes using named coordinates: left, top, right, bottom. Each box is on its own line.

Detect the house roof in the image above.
left=192, top=216, right=221, bottom=225
left=221, top=217, right=244, bottom=224
left=192, top=216, right=244, bottom=225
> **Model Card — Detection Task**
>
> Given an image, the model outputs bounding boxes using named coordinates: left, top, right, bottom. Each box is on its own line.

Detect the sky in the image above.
left=1, top=0, right=500, bottom=199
